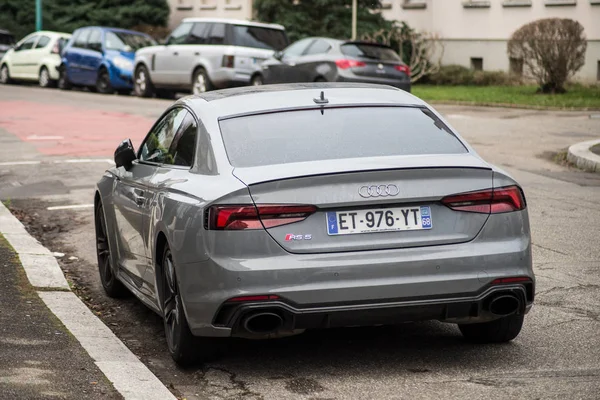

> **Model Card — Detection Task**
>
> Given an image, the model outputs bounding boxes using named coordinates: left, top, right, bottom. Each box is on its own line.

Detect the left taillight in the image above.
left=207, top=204, right=317, bottom=230
left=441, top=185, right=526, bottom=214
left=51, top=42, right=60, bottom=54
left=394, top=64, right=410, bottom=76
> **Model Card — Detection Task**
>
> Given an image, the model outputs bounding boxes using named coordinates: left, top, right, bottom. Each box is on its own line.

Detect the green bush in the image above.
left=425, top=65, right=521, bottom=86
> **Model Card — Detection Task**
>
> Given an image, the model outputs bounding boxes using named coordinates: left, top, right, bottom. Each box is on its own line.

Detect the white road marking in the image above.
left=26, top=135, right=65, bottom=140
left=47, top=204, right=94, bottom=211
left=0, top=201, right=176, bottom=400
left=0, top=159, right=114, bottom=167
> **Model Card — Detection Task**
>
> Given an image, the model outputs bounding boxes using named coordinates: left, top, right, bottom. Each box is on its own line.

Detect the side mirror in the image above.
left=114, top=139, right=136, bottom=169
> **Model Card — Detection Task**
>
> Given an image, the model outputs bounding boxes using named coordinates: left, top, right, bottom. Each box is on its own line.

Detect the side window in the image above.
left=73, top=30, right=90, bottom=49
left=187, top=23, right=208, bottom=45
left=167, top=23, right=193, bottom=45
left=19, top=36, right=38, bottom=51
left=87, top=29, right=102, bottom=52
left=168, top=112, right=197, bottom=167
left=207, top=23, right=225, bottom=45
left=34, top=35, right=50, bottom=49
left=283, top=39, right=314, bottom=57
left=139, top=108, right=188, bottom=164
left=304, top=40, right=331, bottom=56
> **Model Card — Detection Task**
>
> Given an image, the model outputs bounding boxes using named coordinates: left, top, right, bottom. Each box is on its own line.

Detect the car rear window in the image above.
left=341, top=43, right=402, bottom=62
left=230, top=25, right=288, bottom=51
left=219, top=107, right=467, bottom=168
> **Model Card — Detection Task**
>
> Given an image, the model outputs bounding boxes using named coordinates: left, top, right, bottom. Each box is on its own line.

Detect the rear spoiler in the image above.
left=341, top=41, right=395, bottom=50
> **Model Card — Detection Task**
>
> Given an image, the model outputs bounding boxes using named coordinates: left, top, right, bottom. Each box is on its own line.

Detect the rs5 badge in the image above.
left=285, top=234, right=312, bottom=241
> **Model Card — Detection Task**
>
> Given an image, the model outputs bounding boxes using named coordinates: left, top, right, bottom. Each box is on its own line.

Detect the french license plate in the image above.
left=326, top=206, right=432, bottom=236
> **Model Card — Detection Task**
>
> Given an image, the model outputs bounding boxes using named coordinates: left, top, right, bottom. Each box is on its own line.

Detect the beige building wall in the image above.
left=381, top=0, right=600, bottom=81
left=167, top=0, right=253, bottom=29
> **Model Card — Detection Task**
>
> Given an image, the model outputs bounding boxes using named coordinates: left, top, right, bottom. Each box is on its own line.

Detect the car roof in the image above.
left=30, top=30, right=71, bottom=37
left=181, top=17, right=285, bottom=30
left=183, top=83, right=425, bottom=119
left=77, top=26, right=150, bottom=36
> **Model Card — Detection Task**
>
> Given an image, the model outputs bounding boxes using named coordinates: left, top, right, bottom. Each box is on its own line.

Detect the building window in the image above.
left=200, top=0, right=217, bottom=10
left=463, top=1, right=491, bottom=8
left=176, top=0, right=193, bottom=11
left=502, top=0, right=532, bottom=7
left=510, top=57, right=524, bottom=75
left=471, top=57, right=483, bottom=71
left=402, top=0, right=427, bottom=9
left=544, top=0, right=576, bottom=5
left=225, top=0, right=242, bottom=10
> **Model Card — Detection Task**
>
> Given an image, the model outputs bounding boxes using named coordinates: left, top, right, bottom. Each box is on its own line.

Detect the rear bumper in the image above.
left=217, top=284, right=533, bottom=336
left=335, top=72, right=411, bottom=92
left=178, top=210, right=534, bottom=337
left=210, top=67, right=255, bottom=88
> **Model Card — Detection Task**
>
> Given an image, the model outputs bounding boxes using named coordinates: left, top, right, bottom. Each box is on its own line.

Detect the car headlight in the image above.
left=112, top=56, right=133, bottom=71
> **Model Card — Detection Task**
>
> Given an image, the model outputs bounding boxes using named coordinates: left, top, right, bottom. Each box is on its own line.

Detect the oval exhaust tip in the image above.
left=489, top=295, right=520, bottom=316
left=243, top=312, right=283, bottom=334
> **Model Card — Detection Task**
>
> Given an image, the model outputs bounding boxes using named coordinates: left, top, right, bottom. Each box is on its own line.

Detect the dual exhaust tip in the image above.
left=240, top=293, right=521, bottom=335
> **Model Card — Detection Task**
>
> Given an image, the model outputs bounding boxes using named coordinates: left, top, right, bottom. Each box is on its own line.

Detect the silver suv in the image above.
left=133, top=18, right=288, bottom=97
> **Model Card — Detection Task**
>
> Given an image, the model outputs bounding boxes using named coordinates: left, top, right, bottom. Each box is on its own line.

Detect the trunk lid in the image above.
left=233, top=154, right=493, bottom=254
left=340, top=42, right=409, bottom=80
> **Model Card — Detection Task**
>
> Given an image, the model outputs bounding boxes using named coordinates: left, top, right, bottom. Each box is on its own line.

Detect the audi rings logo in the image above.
left=358, top=184, right=399, bottom=198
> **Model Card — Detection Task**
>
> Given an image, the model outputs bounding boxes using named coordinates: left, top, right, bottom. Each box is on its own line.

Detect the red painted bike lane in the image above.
left=0, top=101, right=154, bottom=157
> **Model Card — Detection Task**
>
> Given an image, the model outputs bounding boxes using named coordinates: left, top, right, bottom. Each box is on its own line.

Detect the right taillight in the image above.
left=335, top=59, right=366, bottom=69
left=207, top=204, right=317, bottom=230
left=222, top=55, right=235, bottom=68
left=441, top=185, right=525, bottom=214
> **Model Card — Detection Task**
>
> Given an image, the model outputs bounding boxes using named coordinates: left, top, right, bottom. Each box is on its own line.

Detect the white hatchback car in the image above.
left=0, top=31, right=71, bottom=88
left=133, top=18, right=288, bottom=97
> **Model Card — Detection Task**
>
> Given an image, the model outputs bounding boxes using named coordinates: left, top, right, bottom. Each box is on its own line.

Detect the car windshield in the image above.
left=341, top=43, right=402, bottom=62
left=219, top=107, right=467, bottom=168
left=0, top=33, right=15, bottom=46
left=230, top=25, right=288, bottom=51
left=105, top=31, right=156, bottom=52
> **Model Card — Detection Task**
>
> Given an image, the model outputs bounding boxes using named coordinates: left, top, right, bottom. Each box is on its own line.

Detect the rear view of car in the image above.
left=0, top=31, right=71, bottom=87
left=59, top=27, right=156, bottom=94
left=133, top=18, right=289, bottom=97
left=259, top=38, right=411, bottom=92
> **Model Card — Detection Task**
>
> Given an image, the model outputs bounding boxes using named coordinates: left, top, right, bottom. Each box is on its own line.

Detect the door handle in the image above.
left=194, top=52, right=200, bottom=56
left=133, top=191, right=145, bottom=206
left=173, top=52, right=179, bottom=56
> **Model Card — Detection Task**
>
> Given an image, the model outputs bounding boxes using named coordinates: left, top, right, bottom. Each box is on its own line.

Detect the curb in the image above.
left=424, top=100, right=600, bottom=112
left=0, top=202, right=176, bottom=400
left=567, top=139, right=600, bottom=173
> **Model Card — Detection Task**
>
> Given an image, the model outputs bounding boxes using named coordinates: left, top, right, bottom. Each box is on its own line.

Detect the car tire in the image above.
left=96, top=68, right=114, bottom=94
left=160, top=244, right=224, bottom=366
left=39, top=66, right=55, bottom=88
left=314, top=77, right=327, bottom=82
left=134, top=65, right=154, bottom=98
left=251, top=74, right=263, bottom=86
left=0, top=64, right=12, bottom=84
left=58, top=68, right=72, bottom=90
left=191, top=68, right=213, bottom=95
left=458, top=314, right=524, bottom=343
left=95, top=202, right=128, bottom=298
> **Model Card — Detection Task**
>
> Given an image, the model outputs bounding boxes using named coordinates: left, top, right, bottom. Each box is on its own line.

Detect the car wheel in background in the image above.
left=117, top=89, right=131, bottom=96
left=38, top=67, right=55, bottom=88
left=58, top=68, right=72, bottom=90
left=96, top=68, right=114, bottom=94
left=134, top=65, right=154, bottom=97
left=192, top=68, right=212, bottom=95
left=314, top=77, right=327, bottom=82
left=160, top=244, right=223, bottom=366
left=458, top=314, right=524, bottom=343
left=95, top=203, right=128, bottom=298
left=251, top=74, right=263, bottom=86
left=0, top=64, right=12, bottom=84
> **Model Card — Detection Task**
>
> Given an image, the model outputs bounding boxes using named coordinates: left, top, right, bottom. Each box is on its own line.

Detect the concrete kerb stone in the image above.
left=567, top=139, right=600, bottom=173
left=0, top=201, right=177, bottom=400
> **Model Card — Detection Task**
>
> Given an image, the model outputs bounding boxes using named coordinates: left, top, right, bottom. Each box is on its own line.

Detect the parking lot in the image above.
left=1, top=84, right=600, bottom=399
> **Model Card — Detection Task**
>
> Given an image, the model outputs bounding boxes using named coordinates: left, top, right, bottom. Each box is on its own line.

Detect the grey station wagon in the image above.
left=95, top=83, right=535, bottom=365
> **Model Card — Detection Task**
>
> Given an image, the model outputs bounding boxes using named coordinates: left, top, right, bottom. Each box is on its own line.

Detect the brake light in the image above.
left=227, top=295, right=280, bottom=302
left=52, top=42, right=60, bottom=54
left=491, top=277, right=531, bottom=284
left=222, top=55, right=235, bottom=68
left=335, top=59, right=366, bottom=69
left=441, top=185, right=525, bottom=214
left=208, top=204, right=317, bottom=230
left=395, top=64, right=410, bottom=76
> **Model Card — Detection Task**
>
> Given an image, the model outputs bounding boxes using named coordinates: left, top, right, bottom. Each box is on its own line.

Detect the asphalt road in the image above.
left=1, top=84, right=600, bottom=400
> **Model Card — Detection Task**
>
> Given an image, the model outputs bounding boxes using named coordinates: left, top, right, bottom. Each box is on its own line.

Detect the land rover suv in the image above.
left=133, top=18, right=288, bottom=97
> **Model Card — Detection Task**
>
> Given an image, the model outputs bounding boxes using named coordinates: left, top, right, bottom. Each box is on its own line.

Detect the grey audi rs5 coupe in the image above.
left=95, top=83, right=535, bottom=365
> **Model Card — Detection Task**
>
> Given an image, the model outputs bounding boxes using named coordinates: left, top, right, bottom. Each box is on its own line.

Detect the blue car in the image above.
left=59, top=26, right=156, bottom=94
